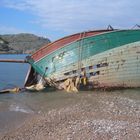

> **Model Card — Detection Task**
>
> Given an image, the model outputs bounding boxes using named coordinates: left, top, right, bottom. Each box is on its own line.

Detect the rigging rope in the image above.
left=78, top=32, right=86, bottom=75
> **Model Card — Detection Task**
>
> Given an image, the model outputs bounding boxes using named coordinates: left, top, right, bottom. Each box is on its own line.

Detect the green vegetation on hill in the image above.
left=0, top=33, right=50, bottom=54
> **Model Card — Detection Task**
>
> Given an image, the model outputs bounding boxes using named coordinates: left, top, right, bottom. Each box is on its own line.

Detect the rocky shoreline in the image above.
left=0, top=91, right=140, bottom=140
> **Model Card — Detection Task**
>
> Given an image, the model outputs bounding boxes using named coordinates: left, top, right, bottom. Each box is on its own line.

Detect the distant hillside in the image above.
left=0, top=37, right=14, bottom=53
left=0, top=33, right=50, bottom=54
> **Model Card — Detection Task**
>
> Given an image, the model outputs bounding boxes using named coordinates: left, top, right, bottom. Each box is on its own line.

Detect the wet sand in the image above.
left=0, top=89, right=140, bottom=140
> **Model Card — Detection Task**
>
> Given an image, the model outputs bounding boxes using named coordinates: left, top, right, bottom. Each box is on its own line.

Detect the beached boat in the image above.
left=25, top=29, right=140, bottom=90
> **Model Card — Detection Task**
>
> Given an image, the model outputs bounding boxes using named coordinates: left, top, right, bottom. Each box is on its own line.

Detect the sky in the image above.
left=0, top=0, right=140, bottom=41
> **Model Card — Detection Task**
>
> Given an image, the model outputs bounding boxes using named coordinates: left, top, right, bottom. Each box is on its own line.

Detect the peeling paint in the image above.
left=27, top=30, right=140, bottom=89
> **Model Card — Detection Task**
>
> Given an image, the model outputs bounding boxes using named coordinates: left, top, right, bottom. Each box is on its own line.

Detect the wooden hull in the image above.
left=26, top=29, right=140, bottom=89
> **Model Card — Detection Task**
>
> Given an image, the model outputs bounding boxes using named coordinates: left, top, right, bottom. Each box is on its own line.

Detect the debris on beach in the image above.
left=0, top=87, right=20, bottom=94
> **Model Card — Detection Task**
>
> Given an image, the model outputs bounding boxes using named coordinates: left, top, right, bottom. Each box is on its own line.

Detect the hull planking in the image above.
left=26, top=29, right=140, bottom=89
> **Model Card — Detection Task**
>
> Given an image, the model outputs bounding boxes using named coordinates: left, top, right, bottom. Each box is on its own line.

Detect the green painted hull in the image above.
left=27, top=29, right=140, bottom=88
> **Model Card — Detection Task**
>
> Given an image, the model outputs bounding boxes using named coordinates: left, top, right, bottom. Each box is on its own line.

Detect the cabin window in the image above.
left=101, top=62, right=108, bottom=67
left=89, top=71, right=100, bottom=76
left=97, top=64, right=101, bottom=68
left=64, top=72, right=70, bottom=76
left=73, top=70, right=77, bottom=74
left=89, top=66, right=93, bottom=69
left=90, top=72, right=93, bottom=76
left=93, top=71, right=100, bottom=76
left=96, top=71, right=100, bottom=75
left=96, top=62, right=108, bottom=68
left=81, top=67, right=85, bottom=71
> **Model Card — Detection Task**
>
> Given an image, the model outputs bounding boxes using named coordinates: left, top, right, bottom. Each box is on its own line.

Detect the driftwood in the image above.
left=0, top=87, right=20, bottom=94
left=59, top=78, right=78, bottom=93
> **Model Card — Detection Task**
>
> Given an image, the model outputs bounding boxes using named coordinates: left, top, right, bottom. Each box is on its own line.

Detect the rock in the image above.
left=0, top=33, right=50, bottom=54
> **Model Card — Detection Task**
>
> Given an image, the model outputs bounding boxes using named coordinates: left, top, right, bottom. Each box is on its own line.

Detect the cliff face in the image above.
left=0, top=37, right=13, bottom=53
left=0, top=33, right=50, bottom=54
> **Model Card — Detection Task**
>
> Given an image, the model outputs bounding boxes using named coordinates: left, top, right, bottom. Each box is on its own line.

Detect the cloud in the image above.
left=0, top=25, right=26, bottom=34
left=1, top=0, right=140, bottom=37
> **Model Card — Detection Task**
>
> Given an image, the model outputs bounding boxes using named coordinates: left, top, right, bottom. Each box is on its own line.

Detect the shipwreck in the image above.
left=24, top=28, right=140, bottom=91
left=1, top=27, right=140, bottom=92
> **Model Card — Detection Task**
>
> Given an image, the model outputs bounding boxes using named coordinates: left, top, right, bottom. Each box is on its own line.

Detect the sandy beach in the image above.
left=0, top=90, right=140, bottom=140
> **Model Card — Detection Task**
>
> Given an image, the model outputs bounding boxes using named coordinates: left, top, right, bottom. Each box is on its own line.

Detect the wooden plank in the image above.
left=0, top=59, right=27, bottom=63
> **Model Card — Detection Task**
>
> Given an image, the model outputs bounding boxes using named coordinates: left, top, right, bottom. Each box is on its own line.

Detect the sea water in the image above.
left=0, top=54, right=29, bottom=90
left=0, top=54, right=30, bottom=134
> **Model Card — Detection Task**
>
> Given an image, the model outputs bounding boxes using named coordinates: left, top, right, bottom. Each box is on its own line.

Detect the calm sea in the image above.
left=0, top=54, right=29, bottom=90
left=0, top=54, right=139, bottom=134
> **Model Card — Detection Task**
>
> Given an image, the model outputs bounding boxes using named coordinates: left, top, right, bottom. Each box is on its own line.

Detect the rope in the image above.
left=78, top=32, right=86, bottom=75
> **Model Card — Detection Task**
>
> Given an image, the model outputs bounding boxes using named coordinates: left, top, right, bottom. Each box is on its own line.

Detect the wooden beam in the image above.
left=0, top=59, right=27, bottom=63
